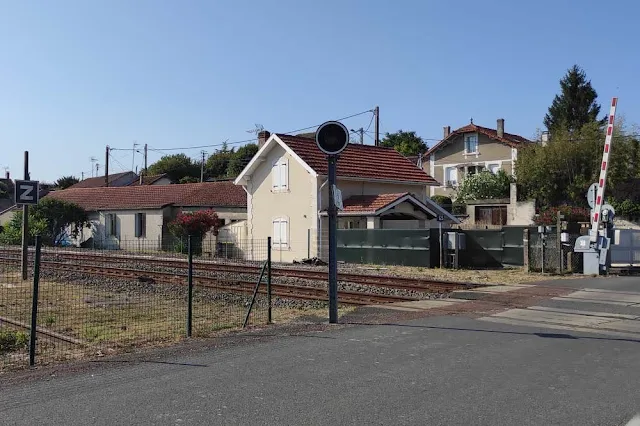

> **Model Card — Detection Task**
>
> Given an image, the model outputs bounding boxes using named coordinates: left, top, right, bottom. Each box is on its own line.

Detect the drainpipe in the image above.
left=317, top=178, right=329, bottom=258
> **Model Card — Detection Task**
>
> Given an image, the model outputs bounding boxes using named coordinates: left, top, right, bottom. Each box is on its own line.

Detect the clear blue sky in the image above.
left=1, top=0, right=638, bottom=182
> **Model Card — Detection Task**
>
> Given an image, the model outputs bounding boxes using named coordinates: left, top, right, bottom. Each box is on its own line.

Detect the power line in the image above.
left=145, top=109, right=374, bottom=153
left=109, top=153, right=128, bottom=172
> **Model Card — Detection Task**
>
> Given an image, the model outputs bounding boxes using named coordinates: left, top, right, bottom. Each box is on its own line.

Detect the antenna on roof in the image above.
left=246, top=124, right=265, bottom=134
left=90, top=157, right=98, bottom=177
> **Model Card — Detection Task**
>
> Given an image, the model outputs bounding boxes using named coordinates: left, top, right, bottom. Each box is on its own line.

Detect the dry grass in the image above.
left=0, top=271, right=354, bottom=371
left=346, top=265, right=581, bottom=285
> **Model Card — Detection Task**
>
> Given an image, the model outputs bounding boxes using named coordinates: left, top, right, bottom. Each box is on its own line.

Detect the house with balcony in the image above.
left=421, top=119, right=535, bottom=226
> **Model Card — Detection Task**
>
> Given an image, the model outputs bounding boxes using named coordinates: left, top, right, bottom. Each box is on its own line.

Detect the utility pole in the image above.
left=374, top=106, right=380, bottom=146
left=105, top=145, right=110, bottom=187
left=21, top=151, right=29, bottom=280
left=350, top=128, right=364, bottom=144
left=143, top=143, right=148, bottom=174
left=90, top=157, right=97, bottom=177
left=200, top=150, right=206, bottom=183
left=96, top=163, right=100, bottom=176
left=81, top=171, right=84, bottom=180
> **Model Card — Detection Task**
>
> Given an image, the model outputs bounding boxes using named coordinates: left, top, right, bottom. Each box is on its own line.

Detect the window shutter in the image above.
left=273, top=220, right=280, bottom=244
left=280, top=160, right=288, bottom=189
left=272, top=163, right=281, bottom=189
left=141, top=214, right=146, bottom=237
left=280, top=220, right=287, bottom=244
left=135, top=214, right=140, bottom=237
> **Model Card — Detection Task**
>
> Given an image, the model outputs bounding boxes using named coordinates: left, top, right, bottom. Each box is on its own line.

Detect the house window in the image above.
left=106, top=213, right=117, bottom=236
left=488, top=163, right=500, bottom=174
left=475, top=206, right=507, bottom=225
left=272, top=217, right=289, bottom=248
left=466, top=165, right=484, bottom=176
left=272, top=159, right=289, bottom=191
left=445, top=167, right=458, bottom=187
left=135, top=213, right=146, bottom=238
left=464, top=134, right=478, bottom=154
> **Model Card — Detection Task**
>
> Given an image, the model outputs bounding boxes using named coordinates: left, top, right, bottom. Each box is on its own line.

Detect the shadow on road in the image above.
left=343, top=321, right=640, bottom=344
left=89, top=360, right=209, bottom=367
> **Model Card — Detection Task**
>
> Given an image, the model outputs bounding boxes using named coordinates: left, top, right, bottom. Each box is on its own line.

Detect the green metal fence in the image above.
left=336, top=229, right=436, bottom=267
left=336, top=226, right=535, bottom=268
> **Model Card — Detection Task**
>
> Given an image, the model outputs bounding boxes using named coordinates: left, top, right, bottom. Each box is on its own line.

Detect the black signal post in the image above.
left=315, top=121, right=349, bottom=324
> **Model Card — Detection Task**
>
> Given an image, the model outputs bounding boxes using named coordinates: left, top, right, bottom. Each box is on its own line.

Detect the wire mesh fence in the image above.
left=0, top=236, right=271, bottom=371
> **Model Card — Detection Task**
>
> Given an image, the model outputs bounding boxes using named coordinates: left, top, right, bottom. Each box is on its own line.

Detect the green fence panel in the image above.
left=336, top=229, right=432, bottom=267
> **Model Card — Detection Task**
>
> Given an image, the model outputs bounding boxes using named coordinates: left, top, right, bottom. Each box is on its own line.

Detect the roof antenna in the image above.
left=246, top=124, right=264, bottom=134
left=470, top=117, right=474, bottom=124
left=416, top=152, right=423, bottom=169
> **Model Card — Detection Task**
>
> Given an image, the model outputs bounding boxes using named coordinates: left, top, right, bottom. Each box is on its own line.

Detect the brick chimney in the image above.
left=497, top=118, right=505, bottom=138
left=443, top=126, right=451, bottom=139
left=258, top=130, right=271, bottom=148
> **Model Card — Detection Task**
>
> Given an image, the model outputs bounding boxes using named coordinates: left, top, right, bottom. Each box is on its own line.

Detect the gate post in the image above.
left=523, top=229, right=530, bottom=272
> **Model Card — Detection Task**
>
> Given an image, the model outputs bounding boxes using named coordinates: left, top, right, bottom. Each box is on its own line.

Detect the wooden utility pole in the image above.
left=374, top=106, right=380, bottom=146
left=21, top=151, right=29, bottom=280
left=557, top=211, right=563, bottom=274
left=105, top=146, right=110, bottom=187
left=200, top=150, right=206, bottom=183
left=144, top=143, right=148, bottom=174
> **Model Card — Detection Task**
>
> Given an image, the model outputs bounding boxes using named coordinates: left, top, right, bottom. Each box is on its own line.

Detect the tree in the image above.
left=456, top=170, right=512, bottom=202
left=515, top=121, right=638, bottom=207
left=179, top=176, right=200, bottom=184
left=0, top=211, right=48, bottom=245
left=55, top=175, right=80, bottom=190
left=380, top=130, right=427, bottom=156
left=148, top=154, right=199, bottom=182
left=227, top=143, right=259, bottom=177
left=31, top=198, right=90, bottom=245
left=0, top=182, right=8, bottom=198
left=167, top=209, right=221, bottom=254
left=205, top=144, right=235, bottom=179
left=544, top=65, right=605, bottom=133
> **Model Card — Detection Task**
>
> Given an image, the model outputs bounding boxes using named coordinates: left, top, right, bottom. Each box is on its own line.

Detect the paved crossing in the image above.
left=480, top=284, right=640, bottom=339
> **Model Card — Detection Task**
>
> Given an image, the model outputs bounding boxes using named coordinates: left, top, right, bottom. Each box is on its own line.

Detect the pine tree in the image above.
left=544, top=65, right=605, bottom=133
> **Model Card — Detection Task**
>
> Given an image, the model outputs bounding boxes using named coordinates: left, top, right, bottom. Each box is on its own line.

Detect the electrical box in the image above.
left=446, top=232, right=466, bottom=250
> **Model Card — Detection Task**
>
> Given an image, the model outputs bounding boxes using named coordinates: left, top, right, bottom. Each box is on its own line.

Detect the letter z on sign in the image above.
left=15, top=180, right=40, bottom=205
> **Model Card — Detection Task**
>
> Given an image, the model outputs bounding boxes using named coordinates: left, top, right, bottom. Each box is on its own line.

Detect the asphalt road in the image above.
left=2, top=277, right=640, bottom=425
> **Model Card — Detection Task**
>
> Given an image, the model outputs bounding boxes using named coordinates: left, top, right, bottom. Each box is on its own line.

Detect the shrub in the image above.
left=456, top=170, right=512, bottom=202
left=534, top=205, right=590, bottom=225
left=430, top=195, right=453, bottom=212
left=0, top=330, right=28, bottom=354
left=168, top=209, right=221, bottom=238
left=452, top=200, right=467, bottom=215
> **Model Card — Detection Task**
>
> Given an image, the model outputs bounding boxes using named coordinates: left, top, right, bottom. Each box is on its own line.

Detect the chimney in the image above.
left=497, top=118, right=505, bottom=138
left=443, top=126, right=451, bottom=139
left=258, top=130, right=271, bottom=148
left=541, top=131, right=550, bottom=146
left=4, top=171, right=9, bottom=179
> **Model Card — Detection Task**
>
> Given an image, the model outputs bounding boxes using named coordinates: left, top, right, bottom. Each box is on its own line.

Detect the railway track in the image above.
left=0, top=248, right=477, bottom=293
left=1, top=258, right=416, bottom=305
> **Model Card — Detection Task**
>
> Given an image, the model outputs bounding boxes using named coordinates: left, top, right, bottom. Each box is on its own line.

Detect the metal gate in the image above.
left=610, top=229, right=640, bottom=268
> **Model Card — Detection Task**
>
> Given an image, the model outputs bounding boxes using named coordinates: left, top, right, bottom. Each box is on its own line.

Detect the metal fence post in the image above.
left=267, top=237, right=272, bottom=324
left=187, top=235, right=193, bottom=337
left=307, top=229, right=310, bottom=259
left=523, top=229, right=530, bottom=272
left=29, top=235, right=42, bottom=367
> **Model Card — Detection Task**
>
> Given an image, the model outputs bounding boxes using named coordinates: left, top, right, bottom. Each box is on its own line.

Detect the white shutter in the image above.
left=272, top=162, right=281, bottom=190
left=280, top=219, right=288, bottom=245
left=280, top=160, right=288, bottom=189
left=273, top=220, right=281, bottom=244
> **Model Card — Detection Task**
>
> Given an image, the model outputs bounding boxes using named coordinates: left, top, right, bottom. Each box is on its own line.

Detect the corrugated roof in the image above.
left=46, top=181, right=246, bottom=211
left=276, top=134, right=437, bottom=184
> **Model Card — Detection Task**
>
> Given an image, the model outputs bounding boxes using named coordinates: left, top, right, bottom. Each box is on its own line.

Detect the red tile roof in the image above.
left=340, top=193, right=410, bottom=214
left=46, top=181, right=246, bottom=211
left=276, top=134, right=437, bottom=184
left=127, top=174, right=170, bottom=186
left=425, top=123, right=531, bottom=158
left=69, top=172, right=136, bottom=189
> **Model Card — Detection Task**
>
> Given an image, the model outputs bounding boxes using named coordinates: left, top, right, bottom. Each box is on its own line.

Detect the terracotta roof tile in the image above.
left=276, top=134, right=437, bottom=184
left=69, top=172, right=136, bottom=189
left=340, top=193, right=410, bottom=214
left=425, top=123, right=532, bottom=158
left=46, top=181, right=246, bottom=211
